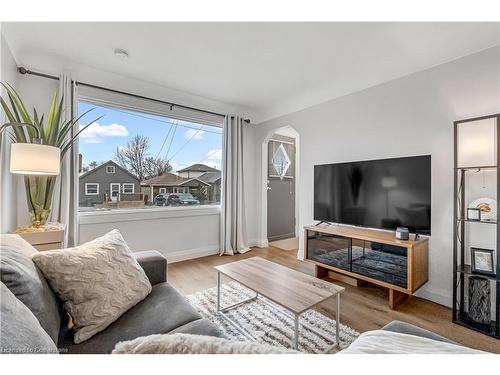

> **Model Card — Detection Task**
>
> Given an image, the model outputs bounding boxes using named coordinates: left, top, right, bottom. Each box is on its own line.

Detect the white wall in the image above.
left=79, top=207, right=220, bottom=262
left=248, top=46, right=500, bottom=307
left=0, top=32, right=19, bottom=233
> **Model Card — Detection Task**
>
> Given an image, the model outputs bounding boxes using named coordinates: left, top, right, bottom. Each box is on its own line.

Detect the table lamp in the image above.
left=0, top=122, right=60, bottom=175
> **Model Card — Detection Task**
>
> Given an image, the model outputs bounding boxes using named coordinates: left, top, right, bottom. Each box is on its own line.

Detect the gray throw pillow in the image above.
left=0, top=282, right=59, bottom=354
left=0, top=234, right=61, bottom=344
left=32, top=229, right=152, bottom=344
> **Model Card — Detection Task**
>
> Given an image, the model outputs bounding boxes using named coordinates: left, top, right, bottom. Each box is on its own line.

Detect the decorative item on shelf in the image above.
left=468, top=198, right=497, bottom=222
left=466, top=207, right=481, bottom=221
left=471, top=247, right=496, bottom=276
left=395, top=227, right=409, bottom=240
left=0, top=83, right=101, bottom=227
left=468, top=276, right=491, bottom=324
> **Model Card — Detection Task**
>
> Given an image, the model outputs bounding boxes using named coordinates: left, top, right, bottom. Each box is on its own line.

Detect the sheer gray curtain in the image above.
left=50, top=74, right=79, bottom=246
left=220, top=115, right=250, bottom=255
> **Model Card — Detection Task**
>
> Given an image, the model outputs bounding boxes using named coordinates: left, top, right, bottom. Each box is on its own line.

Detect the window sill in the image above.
left=78, top=205, right=221, bottom=225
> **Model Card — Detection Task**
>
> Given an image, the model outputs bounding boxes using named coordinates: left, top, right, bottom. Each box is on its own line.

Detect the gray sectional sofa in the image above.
left=1, top=233, right=463, bottom=355
left=0, top=234, right=222, bottom=354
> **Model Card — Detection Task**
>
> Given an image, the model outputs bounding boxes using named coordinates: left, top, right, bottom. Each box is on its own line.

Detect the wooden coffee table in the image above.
left=214, top=256, right=345, bottom=351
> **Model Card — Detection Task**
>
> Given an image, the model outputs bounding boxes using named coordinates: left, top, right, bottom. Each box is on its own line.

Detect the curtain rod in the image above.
left=17, top=67, right=251, bottom=123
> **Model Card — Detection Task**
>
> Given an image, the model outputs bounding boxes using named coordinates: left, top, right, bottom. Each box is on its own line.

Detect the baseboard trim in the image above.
left=414, top=288, right=452, bottom=308
left=249, top=238, right=269, bottom=248
left=165, top=239, right=268, bottom=263
left=166, top=246, right=219, bottom=264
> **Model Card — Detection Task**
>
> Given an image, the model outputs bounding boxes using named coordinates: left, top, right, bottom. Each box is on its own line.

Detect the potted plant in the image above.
left=1, top=83, right=100, bottom=227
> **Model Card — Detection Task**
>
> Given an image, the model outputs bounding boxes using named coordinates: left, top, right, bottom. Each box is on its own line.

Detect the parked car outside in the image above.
left=153, top=193, right=172, bottom=206
left=167, top=193, right=200, bottom=206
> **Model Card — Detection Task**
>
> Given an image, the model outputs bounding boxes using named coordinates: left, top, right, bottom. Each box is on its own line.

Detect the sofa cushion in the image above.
left=32, top=229, right=152, bottom=344
left=58, top=282, right=203, bottom=354
left=0, top=234, right=61, bottom=344
left=170, top=318, right=224, bottom=338
left=0, top=282, right=59, bottom=354
left=381, top=320, right=458, bottom=345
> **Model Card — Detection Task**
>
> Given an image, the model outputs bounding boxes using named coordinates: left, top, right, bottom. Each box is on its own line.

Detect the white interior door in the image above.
left=110, top=183, right=120, bottom=202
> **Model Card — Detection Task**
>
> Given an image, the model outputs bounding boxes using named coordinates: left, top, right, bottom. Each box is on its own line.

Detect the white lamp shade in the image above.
left=457, top=118, right=497, bottom=168
left=10, top=143, right=61, bottom=175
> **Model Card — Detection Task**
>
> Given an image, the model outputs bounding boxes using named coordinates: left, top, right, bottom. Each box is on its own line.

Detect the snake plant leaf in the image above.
left=46, top=92, right=58, bottom=135
left=32, top=107, right=47, bottom=144
left=56, top=108, right=95, bottom=146
left=60, top=115, right=104, bottom=157
left=23, top=176, right=35, bottom=212
left=0, top=96, right=26, bottom=142
left=2, top=83, right=33, bottom=126
left=49, top=96, right=64, bottom=146
left=6, top=93, right=21, bottom=123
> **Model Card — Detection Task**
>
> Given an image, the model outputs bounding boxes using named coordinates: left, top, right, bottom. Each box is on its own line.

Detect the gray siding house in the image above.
left=141, top=164, right=221, bottom=204
left=79, top=160, right=141, bottom=207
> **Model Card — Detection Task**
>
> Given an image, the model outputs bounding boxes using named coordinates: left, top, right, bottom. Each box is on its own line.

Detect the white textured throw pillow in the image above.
left=112, top=333, right=297, bottom=354
left=32, top=229, right=152, bottom=344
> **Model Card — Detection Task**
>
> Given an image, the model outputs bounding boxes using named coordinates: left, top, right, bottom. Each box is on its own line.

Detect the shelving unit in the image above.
left=453, top=114, right=500, bottom=339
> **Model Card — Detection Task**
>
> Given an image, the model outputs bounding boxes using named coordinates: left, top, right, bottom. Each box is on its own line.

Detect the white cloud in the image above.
left=201, top=148, right=222, bottom=170
left=184, top=129, right=205, bottom=140
left=79, top=122, right=128, bottom=143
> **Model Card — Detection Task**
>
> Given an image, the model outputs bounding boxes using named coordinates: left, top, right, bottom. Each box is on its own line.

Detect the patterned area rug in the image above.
left=186, top=282, right=360, bottom=353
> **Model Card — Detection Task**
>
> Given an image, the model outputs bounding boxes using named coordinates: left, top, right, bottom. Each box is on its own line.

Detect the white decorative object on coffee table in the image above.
left=214, top=257, right=344, bottom=352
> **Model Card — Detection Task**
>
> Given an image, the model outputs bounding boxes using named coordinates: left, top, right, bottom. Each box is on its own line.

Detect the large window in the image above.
left=77, top=99, right=223, bottom=212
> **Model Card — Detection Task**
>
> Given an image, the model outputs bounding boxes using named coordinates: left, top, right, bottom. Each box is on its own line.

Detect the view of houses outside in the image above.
left=77, top=101, right=223, bottom=211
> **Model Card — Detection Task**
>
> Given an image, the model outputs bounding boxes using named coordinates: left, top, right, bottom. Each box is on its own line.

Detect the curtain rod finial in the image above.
left=18, top=67, right=28, bottom=75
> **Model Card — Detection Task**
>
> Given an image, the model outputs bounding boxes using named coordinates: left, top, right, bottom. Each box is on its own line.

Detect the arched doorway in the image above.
left=261, top=126, right=300, bottom=254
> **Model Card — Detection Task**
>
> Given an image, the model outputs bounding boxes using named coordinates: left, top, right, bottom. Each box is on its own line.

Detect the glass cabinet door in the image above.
left=306, top=230, right=352, bottom=271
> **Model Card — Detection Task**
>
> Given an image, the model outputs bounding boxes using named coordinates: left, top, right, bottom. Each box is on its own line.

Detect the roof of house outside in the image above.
left=79, top=160, right=140, bottom=182
left=196, top=171, right=222, bottom=184
left=141, top=172, right=189, bottom=186
left=177, top=163, right=220, bottom=173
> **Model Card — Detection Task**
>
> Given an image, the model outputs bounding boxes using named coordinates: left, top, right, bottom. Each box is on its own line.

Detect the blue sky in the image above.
left=78, top=101, right=222, bottom=173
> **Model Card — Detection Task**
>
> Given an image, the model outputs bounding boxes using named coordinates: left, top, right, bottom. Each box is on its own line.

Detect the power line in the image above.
left=154, top=122, right=174, bottom=159
left=168, top=125, right=205, bottom=162
left=164, top=121, right=179, bottom=160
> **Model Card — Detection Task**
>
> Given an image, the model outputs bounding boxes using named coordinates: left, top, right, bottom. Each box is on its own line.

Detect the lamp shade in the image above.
left=457, top=118, right=497, bottom=168
left=10, top=143, right=60, bottom=175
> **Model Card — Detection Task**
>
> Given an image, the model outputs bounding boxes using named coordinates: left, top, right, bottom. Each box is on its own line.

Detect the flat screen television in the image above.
left=314, top=155, right=431, bottom=235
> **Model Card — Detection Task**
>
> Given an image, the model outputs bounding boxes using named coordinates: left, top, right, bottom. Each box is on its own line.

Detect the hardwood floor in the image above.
left=168, top=246, right=499, bottom=353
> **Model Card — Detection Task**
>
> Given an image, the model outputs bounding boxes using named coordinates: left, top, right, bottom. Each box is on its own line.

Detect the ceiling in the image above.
left=3, top=22, right=500, bottom=123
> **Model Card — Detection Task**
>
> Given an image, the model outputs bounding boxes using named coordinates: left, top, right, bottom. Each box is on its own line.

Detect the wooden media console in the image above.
left=304, top=225, right=429, bottom=309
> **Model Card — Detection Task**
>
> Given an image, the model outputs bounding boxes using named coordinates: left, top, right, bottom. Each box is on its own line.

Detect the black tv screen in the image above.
left=314, top=155, right=431, bottom=235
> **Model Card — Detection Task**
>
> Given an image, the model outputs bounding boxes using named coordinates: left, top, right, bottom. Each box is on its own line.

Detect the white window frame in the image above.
left=85, top=183, right=99, bottom=195
left=106, top=165, right=116, bottom=174
left=159, top=187, right=167, bottom=194
left=122, top=183, right=135, bottom=194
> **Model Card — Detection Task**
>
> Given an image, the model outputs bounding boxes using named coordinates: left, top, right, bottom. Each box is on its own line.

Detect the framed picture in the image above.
left=471, top=248, right=495, bottom=276
left=467, top=207, right=481, bottom=221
